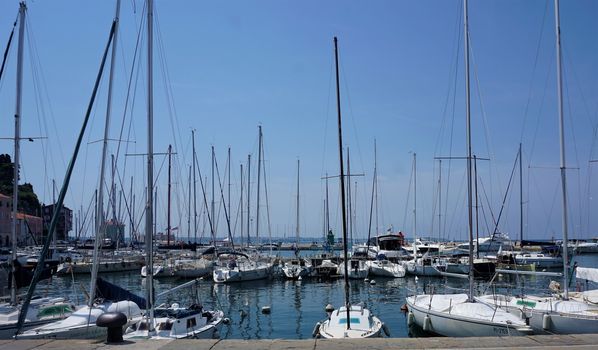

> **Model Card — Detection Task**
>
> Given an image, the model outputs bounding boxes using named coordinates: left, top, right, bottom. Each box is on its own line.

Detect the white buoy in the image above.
left=298, top=276, right=302, bottom=281
left=370, top=279, right=376, bottom=285
left=262, top=306, right=271, bottom=314
left=542, top=313, right=552, bottom=330
left=364, top=278, right=370, bottom=283
left=407, top=312, right=415, bottom=326
left=423, top=315, right=432, bottom=332
left=223, top=318, right=231, bottom=325
left=325, top=304, right=335, bottom=313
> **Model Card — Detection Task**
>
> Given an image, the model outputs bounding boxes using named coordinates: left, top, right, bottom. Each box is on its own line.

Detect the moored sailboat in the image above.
left=406, top=0, right=533, bottom=336
left=314, top=37, right=385, bottom=339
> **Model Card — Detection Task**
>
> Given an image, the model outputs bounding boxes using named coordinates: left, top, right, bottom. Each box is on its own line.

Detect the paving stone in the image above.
left=0, top=339, right=53, bottom=350
left=8, top=334, right=598, bottom=349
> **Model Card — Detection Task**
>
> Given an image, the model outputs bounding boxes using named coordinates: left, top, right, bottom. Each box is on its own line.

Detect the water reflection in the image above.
left=17, top=254, right=598, bottom=339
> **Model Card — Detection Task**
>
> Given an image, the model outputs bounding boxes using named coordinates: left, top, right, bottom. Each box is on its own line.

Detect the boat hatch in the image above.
left=339, top=318, right=360, bottom=325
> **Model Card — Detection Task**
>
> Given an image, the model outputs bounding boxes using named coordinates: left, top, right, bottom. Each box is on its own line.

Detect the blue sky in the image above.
left=0, top=0, right=597, bottom=242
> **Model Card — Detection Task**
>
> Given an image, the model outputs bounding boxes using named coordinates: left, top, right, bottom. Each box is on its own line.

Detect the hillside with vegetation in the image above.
left=0, top=154, right=42, bottom=216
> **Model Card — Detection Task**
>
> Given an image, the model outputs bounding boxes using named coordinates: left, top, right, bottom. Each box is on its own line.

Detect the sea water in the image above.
left=26, top=254, right=598, bottom=339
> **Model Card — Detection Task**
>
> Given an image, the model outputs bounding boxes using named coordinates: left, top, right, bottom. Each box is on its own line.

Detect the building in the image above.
left=42, top=203, right=73, bottom=241
left=16, top=212, right=43, bottom=245
left=0, top=193, right=11, bottom=246
left=0, top=193, right=43, bottom=246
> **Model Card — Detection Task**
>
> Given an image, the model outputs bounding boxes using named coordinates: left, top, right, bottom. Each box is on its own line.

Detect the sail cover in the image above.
left=576, top=267, right=598, bottom=283
left=96, top=277, right=147, bottom=309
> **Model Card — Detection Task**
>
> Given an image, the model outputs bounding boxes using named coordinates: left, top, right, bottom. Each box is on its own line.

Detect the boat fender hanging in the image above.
left=422, top=315, right=432, bottom=332
left=325, top=304, right=335, bottom=313
left=370, top=279, right=376, bottom=285
left=542, top=314, right=551, bottom=330
left=364, top=278, right=370, bottom=283
left=407, top=311, right=415, bottom=326
left=312, top=322, right=321, bottom=338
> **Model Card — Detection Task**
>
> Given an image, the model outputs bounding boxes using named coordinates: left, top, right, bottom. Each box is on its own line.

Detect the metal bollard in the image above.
left=96, top=312, right=127, bottom=343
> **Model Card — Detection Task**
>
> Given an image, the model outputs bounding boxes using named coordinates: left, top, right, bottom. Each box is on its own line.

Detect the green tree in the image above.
left=0, top=154, right=14, bottom=196
left=0, top=154, right=41, bottom=215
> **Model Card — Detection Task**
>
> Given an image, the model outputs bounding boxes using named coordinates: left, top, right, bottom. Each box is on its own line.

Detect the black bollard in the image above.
left=96, top=312, right=127, bottom=343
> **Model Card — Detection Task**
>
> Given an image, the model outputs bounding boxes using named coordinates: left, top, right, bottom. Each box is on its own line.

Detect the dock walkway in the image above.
left=3, top=334, right=598, bottom=350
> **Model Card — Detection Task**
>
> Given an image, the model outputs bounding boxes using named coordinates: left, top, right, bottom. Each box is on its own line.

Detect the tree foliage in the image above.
left=0, top=154, right=41, bottom=215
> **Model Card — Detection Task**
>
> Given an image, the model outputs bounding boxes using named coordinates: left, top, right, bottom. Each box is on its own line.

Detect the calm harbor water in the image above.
left=24, top=253, right=598, bottom=339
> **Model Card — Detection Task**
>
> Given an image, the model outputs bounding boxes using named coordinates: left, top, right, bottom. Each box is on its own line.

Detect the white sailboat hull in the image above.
left=18, top=301, right=142, bottom=339
left=213, top=263, right=271, bottom=283
left=476, top=294, right=598, bottom=334
left=316, top=305, right=383, bottom=339
left=406, top=294, right=533, bottom=337
left=367, top=260, right=406, bottom=278
left=337, top=261, right=368, bottom=279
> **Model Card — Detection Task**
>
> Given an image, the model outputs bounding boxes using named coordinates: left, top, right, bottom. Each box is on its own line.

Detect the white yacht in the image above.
left=407, top=293, right=533, bottom=336
left=315, top=304, right=383, bottom=338
left=367, top=259, right=406, bottom=278
left=124, top=303, right=224, bottom=339
left=212, top=252, right=272, bottom=283
left=281, top=258, right=313, bottom=279
left=337, top=259, right=368, bottom=279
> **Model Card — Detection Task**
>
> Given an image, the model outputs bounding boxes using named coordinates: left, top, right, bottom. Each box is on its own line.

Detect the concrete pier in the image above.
left=2, top=334, right=598, bottom=350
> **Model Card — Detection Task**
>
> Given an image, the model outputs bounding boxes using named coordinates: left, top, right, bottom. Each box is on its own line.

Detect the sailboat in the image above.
left=365, top=141, right=405, bottom=278
left=405, top=0, right=533, bottom=336
left=0, top=2, right=76, bottom=337
left=125, top=0, right=225, bottom=340
left=282, top=159, right=313, bottom=279
left=212, top=126, right=272, bottom=283
left=476, top=0, right=598, bottom=334
left=314, top=37, right=384, bottom=339
left=19, top=0, right=148, bottom=339
left=404, top=153, right=442, bottom=277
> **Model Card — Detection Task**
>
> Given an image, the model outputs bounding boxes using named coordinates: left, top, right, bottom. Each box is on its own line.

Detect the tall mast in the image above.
left=519, top=143, right=523, bottom=245
left=10, top=1, right=26, bottom=306
left=111, top=154, right=117, bottom=223
left=192, top=130, right=197, bottom=247
left=247, top=154, right=251, bottom=245
left=240, top=163, right=244, bottom=247
left=146, top=0, right=155, bottom=332
left=474, top=155, right=479, bottom=258
left=463, top=0, right=475, bottom=302
left=325, top=173, right=330, bottom=234
left=256, top=126, right=263, bottom=244
left=554, top=0, right=569, bottom=300
left=295, top=159, right=300, bottom=246
left=438, top=159, right=442, bottom=243
left=88, top=0, right=120, bottom=308
left=167, top=144, right=172, bottom=245
left=333, top=36, right=351, bottom=330
left=347, top=147, right=352, bottom=246
left=228, top=147, right=231, bottom=229
left=211, top=146, right=215, bottom=244
left=374, top=140, right=378, bottom=237
left=414, top=152, right=417, bottom=242
left=188, top=165, right=191, bottom=240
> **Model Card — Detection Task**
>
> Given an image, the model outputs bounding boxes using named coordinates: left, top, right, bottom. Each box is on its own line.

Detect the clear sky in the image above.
left=0, top=0, right=597, bottom=243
